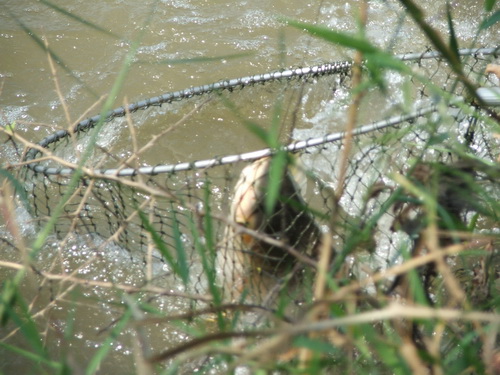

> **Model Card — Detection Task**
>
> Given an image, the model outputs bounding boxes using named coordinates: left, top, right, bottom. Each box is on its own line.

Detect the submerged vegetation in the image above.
left=1, top=0, right=500, bottom=374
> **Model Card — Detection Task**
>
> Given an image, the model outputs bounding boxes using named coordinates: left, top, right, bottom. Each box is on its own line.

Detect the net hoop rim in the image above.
left=28, top=103, right=462, bottom=177
left=23, top=47, right=499, bottom=177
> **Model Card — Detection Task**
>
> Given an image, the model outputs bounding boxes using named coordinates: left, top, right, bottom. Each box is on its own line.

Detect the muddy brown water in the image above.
left=0, top=0, right=498, bottom=373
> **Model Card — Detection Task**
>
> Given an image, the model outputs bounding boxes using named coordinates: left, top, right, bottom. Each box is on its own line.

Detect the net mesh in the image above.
left=21, top=48, right=500, bottom=311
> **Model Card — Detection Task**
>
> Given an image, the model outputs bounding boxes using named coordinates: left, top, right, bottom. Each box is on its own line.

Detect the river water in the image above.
left=0, top=0, right=498, bottom=373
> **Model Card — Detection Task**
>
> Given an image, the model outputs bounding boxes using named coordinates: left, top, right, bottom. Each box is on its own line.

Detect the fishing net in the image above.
left=21, top=47, right=499, bottom=315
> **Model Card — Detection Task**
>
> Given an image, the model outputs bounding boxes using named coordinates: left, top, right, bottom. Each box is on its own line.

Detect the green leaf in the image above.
left=398, top=0, right=482, bottom=101
left=0, top=168, right=32, bottom=216
left=480, top=9, right=500, bottom=29
left=86, top=309, right=132, bottom=375
left=485, top=0, right=496, bottom=12
left=0, top=341, right=61, bottom=370
left=269, top=94, right=283, bottom=149
left=138, top=210, right=184, bottom=282
left=408, top=268, right=430, bottom=305
left=243, top=120, right=272, bottom=143
left=285, top=19, right=379, bottom=54
left=190, top=200, right=224, bottom=327
left=4, top=288, right=47, bottom=358
left=216, top=94, right=267, bottom=142
left=467, top=212, right=480, bottom=231
left=4, top=121, right=15, bottom=135
left=6, top=9, right=99, bottom=99
left=427, top=132, right=449, bottom=146
left=170, top=204, right=190, bottom=285
left=446, top=2, right=460, bottom=63
left=293, top=335, right=336, bottom=354
left=265, top=151, right=288, bottom=216
left=138, top=52, right=253, bottom=65
left=39, top=0, right=124, bottom=41
left=364, top=52, right=411, bottom=74
left=376, top=339, right=407, bottom=370
left=30, top=0, right=155, bottom=259
left=286, top=18, right=411, bottom=76
left=202, top=185, right=216, bottom=263
left=0, top=278, right=17, bottom=326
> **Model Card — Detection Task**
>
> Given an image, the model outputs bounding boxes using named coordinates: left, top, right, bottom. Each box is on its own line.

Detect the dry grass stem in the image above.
left=0, top=181, right=27, bottom=260
left=0, top=258, right=212, bottom=302
left=424, top=225, right=466, bottom=305
left=289, top=303, right=500, bottom=332
left=329, top=238, right=491, bottom=303
left=334, top=0, right=368, bottom=202
left=298, top=232, right=339, bottom=367
left=45, top=36, right=72, bottom=126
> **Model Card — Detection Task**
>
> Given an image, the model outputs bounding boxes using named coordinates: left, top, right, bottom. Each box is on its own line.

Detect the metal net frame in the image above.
left=20, top=47, right=500, bottom=313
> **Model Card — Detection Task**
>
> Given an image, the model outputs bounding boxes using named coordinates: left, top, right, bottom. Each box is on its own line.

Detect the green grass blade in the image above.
left=480, top=9, right=500, bottom=29
left=269, top=92, right=283, bottom=149
left=286, top=18, right=411, bottom=77
left=202, top=186, right=216, bottom=270
left=265, top=151, right=288, bottom=216
left=170, top=204, right=190, bottom=285
left=4, top=289, right=47, bottom=358
left=263, top=94, right=287, bottom=215
left=218, top=94, right=271, bottom=143
left=398, top=0, right=459, bottom=66
left=243, top=120, right=272, bottom=143
left=194, top=184, right=225, bottom=328
left=3, top=4, right=150, bottom=262
left=190, top=218, right=219, bottom=301
left=485, top=0, right=497, bottom=11
left=5, top=8, right=99, bottom=99
left=29, top=1, right=157, bottom=259
left=293, top=335, right=336, bottom=355
left=198, top=185, right=220, bottom=304
left=39, top=0, right=124, bottom=41
left=284, top=19, right=378, bottom=54
left=0, top=271, right=29, bottom=327
left=85, top=309, right=132, bottom=375
left=364, top=52, right=412, bottom=73
left=138, top=210, right=184, bottom=282
left=0, top=341, right=62, bottom=370
left=446, top=2, right=461, bottom=63
left=397, top=0, right=479, bottom=99
left=0, top=169, right=32, bottom=216
left=138, top=52, right=253, bottom=65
